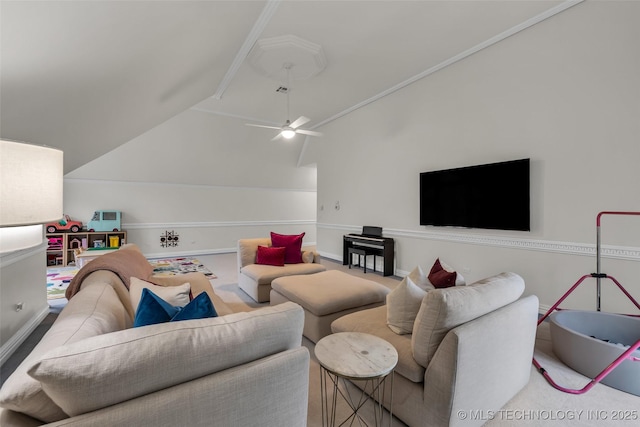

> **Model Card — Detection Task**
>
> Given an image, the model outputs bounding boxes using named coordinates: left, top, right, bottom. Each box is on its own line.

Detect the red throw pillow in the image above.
left=270, top=232, right=305, bottom=264
left=428, top=258, right=457, bottom=288
left=255, top=246, right=286, bottom=266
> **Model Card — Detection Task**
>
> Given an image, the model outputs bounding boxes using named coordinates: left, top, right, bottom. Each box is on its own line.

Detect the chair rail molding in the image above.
left=124, top=219, right=316, bottom=230
left=317, top=223, right=640, bottom=262
left=0, top=241, right=47, bottom=268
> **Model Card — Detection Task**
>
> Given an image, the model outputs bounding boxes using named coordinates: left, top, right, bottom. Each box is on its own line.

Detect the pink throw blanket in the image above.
left=65, top=249, right=154, bottom=300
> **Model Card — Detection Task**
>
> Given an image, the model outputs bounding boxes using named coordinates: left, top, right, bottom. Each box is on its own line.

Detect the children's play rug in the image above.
left=46, top=257, right=216, bottom=300
left=148, top=257, right=216, bottom=279
left=47, top=266, right=79, bottom=300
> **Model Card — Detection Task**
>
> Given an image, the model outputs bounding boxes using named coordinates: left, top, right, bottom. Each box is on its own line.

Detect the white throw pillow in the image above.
left=386, top=276, right=428, bottom=334
left=129, top=277, right=191, bottom=314
left=407, top=265, right=434, bottom=292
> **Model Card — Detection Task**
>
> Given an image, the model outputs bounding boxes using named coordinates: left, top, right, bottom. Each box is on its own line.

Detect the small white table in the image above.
left=74, top=248, right=118, bottom=267
left=315, top=332, right=398, bottom=427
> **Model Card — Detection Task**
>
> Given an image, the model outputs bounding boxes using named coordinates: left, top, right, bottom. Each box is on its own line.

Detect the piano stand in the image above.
left=343, top=232, right=395, bottom=276
left=348, top=247, right=377, bottom=274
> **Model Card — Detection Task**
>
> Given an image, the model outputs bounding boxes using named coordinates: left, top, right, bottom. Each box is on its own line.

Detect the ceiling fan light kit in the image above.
left=281, top=128, right=296, bottom=139
left=246, top=55, right=322, bottom=141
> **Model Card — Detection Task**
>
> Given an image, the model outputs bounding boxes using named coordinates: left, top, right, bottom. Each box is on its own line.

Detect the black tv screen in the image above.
left=420, top=159, right=530, bottom=231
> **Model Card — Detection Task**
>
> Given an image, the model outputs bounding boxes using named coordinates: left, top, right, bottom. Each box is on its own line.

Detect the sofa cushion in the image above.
left=0, top=282, right=128, bottom=422
left=332, top=306, right=425, bottom=383
left=271, top=270, right=389, bottom=317
left=386, top=276, right=427, bottom=334
left=270, top=232, right=305, bottom=264
left=256, top=245, right=286, bottom=266
left=28, top=302, right=304, bottom=417
left=133, top=289, right=217, bottom=327
left=240, top=262, right=326, bottom=284
left=129, top=277, right=191, bottom=314
left=411, top=272, right=525, bottom=369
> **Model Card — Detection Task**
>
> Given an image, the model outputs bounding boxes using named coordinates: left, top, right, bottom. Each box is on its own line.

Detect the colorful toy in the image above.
left=45, top=215, right=83, bottom=233
left=47, top=237, right=63, bottom=250
left=87, top=210, right=122, bottom=232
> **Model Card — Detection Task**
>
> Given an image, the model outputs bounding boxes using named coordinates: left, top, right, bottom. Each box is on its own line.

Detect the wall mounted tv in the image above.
left=420, top=158, right=530, bottom=231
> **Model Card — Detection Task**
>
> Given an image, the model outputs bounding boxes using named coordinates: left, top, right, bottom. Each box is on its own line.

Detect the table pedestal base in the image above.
left=320, top=367, right=394, bottom=427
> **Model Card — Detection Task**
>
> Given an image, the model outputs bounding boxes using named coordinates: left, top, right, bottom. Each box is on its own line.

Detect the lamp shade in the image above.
left=1, top=139, right=63, bottom=227
left=0, top=140, right=63, bottom=253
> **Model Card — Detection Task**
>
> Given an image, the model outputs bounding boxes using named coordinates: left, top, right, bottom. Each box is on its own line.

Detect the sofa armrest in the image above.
left=423, top=295, right=539, bottom=427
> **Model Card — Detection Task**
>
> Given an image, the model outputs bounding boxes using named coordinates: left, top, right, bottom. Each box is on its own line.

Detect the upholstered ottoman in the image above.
left=270, top=270, right=390, bottom=343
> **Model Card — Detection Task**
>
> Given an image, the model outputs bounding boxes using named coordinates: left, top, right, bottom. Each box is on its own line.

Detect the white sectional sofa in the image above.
left=332, top=272, right=539, bottom=427
left=0, top=245, right=310, bottom=427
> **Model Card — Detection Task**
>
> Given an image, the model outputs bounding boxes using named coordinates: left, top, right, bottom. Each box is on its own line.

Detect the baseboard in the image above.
left=0, top=305, right=50, bottom=366
left=538, top=303, right=553, bottom=315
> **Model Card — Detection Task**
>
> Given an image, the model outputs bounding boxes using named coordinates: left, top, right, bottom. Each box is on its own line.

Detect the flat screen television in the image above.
left=420, top=158, right=530, bottom=231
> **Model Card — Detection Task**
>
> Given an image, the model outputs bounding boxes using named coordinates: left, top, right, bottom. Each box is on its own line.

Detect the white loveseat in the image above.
left=332, top=272, right=539, bottom=427
left=0, top=246, right=310, bottom=427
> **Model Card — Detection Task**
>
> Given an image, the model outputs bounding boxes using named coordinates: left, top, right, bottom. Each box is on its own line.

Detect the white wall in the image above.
left=64, top=109, right=318, bottom=256
left=311, top=1, right=640, bottom=313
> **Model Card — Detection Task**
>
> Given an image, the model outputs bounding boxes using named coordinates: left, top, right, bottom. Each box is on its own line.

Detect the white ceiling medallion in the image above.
left=248, top=34, right=326, bottom=81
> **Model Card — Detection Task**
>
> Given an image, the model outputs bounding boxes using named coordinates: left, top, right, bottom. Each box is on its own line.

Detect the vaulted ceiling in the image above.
left=1, top=0, right=575, bottom=173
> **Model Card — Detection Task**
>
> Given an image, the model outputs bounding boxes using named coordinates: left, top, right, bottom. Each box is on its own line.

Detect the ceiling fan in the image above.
left=246, top=64, right=322, bottom=141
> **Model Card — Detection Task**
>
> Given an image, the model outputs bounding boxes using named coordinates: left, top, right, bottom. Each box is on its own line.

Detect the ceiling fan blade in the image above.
left=271, top=132, right=283, bottom=141
left=296, top=129, right=323, bottom=137
left=289, top=116, right=310, bottom=129
left=246, top=123, right=281, bottom=130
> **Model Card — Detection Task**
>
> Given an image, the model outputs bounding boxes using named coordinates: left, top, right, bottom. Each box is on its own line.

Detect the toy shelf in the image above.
left=46, top=230, right=127, bottom=266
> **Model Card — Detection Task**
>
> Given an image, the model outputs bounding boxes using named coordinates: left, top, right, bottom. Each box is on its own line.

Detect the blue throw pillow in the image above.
left=134, top=288, right=217, bottom=328
left=172, top=291, right=218, bottom=321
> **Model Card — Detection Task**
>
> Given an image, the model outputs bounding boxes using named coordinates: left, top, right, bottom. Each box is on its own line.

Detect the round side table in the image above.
left=315, top=332, right=398, bottom=427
